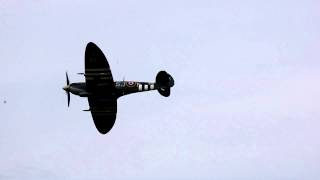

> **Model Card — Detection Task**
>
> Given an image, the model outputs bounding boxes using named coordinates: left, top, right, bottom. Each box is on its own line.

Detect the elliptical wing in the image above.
left=85, top=42, right=117, bottom=134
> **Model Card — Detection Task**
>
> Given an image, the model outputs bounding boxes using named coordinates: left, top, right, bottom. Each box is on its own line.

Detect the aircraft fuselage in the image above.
left=63, top=81, right=158, bottom=98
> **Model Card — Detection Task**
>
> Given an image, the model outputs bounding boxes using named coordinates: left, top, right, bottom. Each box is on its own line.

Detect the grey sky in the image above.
left=1, top=0, right=320, bottom=179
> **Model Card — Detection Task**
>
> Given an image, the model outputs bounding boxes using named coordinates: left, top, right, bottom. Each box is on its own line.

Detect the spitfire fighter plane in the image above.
left=63, top=42, right=174, bottom=134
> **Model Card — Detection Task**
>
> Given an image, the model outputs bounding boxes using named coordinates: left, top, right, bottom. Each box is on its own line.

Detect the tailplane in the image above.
left=156, top=71, right=174, bottom=97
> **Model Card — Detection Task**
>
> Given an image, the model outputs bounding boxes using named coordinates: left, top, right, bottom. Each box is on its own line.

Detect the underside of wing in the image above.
left=88, top=97, right=117, bottom=134
left=85, top=42, right=118, bottom=134
left=85, top=42, right=115, bottom=94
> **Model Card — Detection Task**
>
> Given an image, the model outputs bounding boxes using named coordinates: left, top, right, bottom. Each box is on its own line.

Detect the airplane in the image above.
left=63, top=42, right=174, bottom=134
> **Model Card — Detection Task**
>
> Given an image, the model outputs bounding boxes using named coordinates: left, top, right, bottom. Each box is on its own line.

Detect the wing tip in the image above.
left=86, top=42, right=97, bottom=49
left=97, top=126, right=114, bottom=134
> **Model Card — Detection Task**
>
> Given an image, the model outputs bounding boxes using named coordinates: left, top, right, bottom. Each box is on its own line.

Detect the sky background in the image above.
left=1, top=0, right=320, bottom=179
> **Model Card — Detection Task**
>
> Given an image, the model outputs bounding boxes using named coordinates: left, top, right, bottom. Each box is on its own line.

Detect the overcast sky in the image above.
left=1, top=0, right=320, bottom=179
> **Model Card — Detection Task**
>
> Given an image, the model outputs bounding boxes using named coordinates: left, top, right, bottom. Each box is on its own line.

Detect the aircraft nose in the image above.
left=63, top=85, right=69, bottom=91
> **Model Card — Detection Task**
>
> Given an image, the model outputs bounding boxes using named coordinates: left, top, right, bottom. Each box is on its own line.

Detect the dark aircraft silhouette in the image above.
left=63, top=42, right=174, bottom=134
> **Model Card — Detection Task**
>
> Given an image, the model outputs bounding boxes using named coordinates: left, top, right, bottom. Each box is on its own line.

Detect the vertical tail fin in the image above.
left=156, top=71, right=174, bottom=97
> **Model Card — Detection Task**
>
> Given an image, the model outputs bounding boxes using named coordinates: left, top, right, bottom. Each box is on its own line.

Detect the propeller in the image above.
left=63, top=72, right=71, bottom=107
left=66, top=72, right=70, bottom=85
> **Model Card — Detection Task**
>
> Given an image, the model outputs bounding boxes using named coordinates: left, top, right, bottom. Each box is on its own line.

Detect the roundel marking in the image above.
left=126, top=81, right=137, bottom=87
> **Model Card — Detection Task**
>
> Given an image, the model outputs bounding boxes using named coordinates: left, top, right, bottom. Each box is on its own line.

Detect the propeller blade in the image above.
left=66, top=72, right=70, bottom=85
left=67, top=91, right=70, bottom=107
left=64, top=72, right=70, bottom=107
